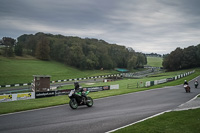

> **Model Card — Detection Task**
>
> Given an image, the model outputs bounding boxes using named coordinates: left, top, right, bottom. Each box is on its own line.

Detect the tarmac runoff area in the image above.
left=173, top=94, right=200, bottom=111
left=106, top=94, right=200, bottom=133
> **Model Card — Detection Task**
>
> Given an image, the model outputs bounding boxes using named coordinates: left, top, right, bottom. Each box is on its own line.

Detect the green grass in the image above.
left=146, top=56, right=163, bottom=67
left=0, top=56, right=118, bottom=85
left=0, top=55, right=162, bottom=85
left=114, top=108, right=200, bottom=133
left=0, top=95, right=69, bottom=114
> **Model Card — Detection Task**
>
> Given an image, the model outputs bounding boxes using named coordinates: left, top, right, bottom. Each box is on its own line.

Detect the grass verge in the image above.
left=114, top=108, right=200, bottom=133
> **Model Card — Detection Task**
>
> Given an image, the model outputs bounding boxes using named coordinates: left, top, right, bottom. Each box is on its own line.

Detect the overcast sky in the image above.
left=0, top=0, right=200, bottom=54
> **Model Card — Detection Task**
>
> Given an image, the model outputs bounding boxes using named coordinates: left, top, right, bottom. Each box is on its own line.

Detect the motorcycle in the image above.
left=68, top=89, right=93, bottom=109
left=184, top=84, right=190, bottom=93
left=194, top=81, right=198, bottom=88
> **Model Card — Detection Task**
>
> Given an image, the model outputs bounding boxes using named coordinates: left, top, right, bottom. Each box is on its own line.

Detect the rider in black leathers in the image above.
left=194, top=80, right=198, bottom=88
left=184, top=80, right=188, bottom=85
left=74, top=81, right=86, bottom=104
left=74, top=81, right=82, bottom=91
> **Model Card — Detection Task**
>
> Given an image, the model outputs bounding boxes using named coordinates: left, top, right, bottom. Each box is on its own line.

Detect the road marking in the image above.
left=178, top=94, right=200, bottom=107
left=174, top=106, right=200, bottom=111
left=105, top=110, right=172, bottom=133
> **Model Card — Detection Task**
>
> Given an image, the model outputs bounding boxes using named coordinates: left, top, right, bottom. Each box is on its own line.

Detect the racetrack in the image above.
left=0, top=77, right=200, bottom=133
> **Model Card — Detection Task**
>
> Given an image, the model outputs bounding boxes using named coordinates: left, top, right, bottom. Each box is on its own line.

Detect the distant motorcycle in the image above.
left=194, top=81, right=198, bottom=88
left=68, top=89, right=93, bottom=109
left=184, top=85, right=190, bottom=93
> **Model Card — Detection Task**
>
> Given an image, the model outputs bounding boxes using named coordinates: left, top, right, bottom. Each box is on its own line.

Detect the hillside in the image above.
left=0, top=55, right=163, bottom=86
left=0, top=56, right=118, bottom=85
left=146, top=56, right=163, bottom=67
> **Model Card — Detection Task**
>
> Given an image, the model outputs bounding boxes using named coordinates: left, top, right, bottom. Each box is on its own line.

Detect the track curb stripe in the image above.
left=105, top=110, right=172, bottom=133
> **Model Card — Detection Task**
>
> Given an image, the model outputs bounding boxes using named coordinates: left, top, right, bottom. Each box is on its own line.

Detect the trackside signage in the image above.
left=55, top=84, right=118, bottom=95
left=0, top=92, right=35, bottom=103
left=84, top=86, right=110, bottom=92
left=0, top=84, right=119, bottom=101
left=35, top=91, right=56, bottom=98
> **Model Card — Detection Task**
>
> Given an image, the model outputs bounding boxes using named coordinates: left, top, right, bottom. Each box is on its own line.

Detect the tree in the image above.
left=35, top=36, right=50, bottom=60
left=128, top=55, right=137, bottom=70
left=162, top=47, right=183, bottom=71
left=2, top=37, right=16, bottom=57
left=136, top=53, right=147, bottom=68
left=14, top=43, right=23, bottom=56
left=67, top=44, right=85, bottom=68
left=182, top=46, right=197, bottom=68
left=17, top=34, right=36, bottom=55
left=86, top=51, right=99, bottom=69
left=196, top=44, right=200, bottom=66
left=16, top=32, right=148, bottom=70
left=99, top=54, right=113, bottom=69
left=162, top=54, right=170, bottom=69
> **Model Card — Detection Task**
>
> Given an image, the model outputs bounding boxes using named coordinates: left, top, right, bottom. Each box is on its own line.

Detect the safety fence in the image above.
left=0, top=68, right=161, bottom=88
left=126, top=70, right=195, bottom=89
left=122, top=68, right=161, bottom=78
left=0, top=84, right=119, bottom=102
left=145, top=70, right=195, bottom=87
left=0, top=74, right=122, bottom=88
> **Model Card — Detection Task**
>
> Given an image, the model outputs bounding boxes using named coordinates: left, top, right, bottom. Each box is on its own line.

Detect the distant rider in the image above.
left=184, top=80, right=188, bottom=85
left=194, top=80, right=198, bottom=88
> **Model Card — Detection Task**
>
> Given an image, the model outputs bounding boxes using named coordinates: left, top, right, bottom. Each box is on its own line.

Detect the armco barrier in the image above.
left=145, top=70, right=195, bottom=87
left=0, top=74, right=122, bottom=88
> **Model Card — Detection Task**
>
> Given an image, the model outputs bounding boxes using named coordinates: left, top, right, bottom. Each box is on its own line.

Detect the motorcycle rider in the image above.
left=74, top=81, right=86, bottom=104
left=74, top=81, right=81, bottom=91
left=184, top=80, right=188, bottom=85
left=184, top=80, right=190, bottom=92
left=194, top=80, right=198, bottom=88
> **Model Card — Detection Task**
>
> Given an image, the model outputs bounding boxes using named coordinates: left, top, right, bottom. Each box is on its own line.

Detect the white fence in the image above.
left=145, top=70, right=195, bottom=87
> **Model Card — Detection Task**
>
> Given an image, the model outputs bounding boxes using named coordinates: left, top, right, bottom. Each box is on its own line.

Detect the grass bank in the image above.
left=114, top=108, right=200, bottom=133
left=0, top=56, right=118, bottom=85
left=0, top=55, right=164, bottom=86
left=146, top=56, right=163, bottom=67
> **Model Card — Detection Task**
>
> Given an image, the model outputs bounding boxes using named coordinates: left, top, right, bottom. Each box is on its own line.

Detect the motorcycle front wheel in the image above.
left=86, top=96, right=93, bottom=107
left=69, top=98, right=78, bottom=109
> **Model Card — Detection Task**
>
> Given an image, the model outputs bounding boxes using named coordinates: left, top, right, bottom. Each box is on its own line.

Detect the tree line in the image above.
left=146, top=53, right=162, bottom=57
left=162, top=44, right=200, bottom=71
left=1, top=32, right=147, bottom=70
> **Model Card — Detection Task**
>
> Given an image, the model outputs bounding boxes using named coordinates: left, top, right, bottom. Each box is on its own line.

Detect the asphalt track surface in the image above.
left=0, top=77, right=200, bottom=133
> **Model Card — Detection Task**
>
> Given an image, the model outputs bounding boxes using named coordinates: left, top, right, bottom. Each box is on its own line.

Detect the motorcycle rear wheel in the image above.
left=69, top=98, right=78, bottom=109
